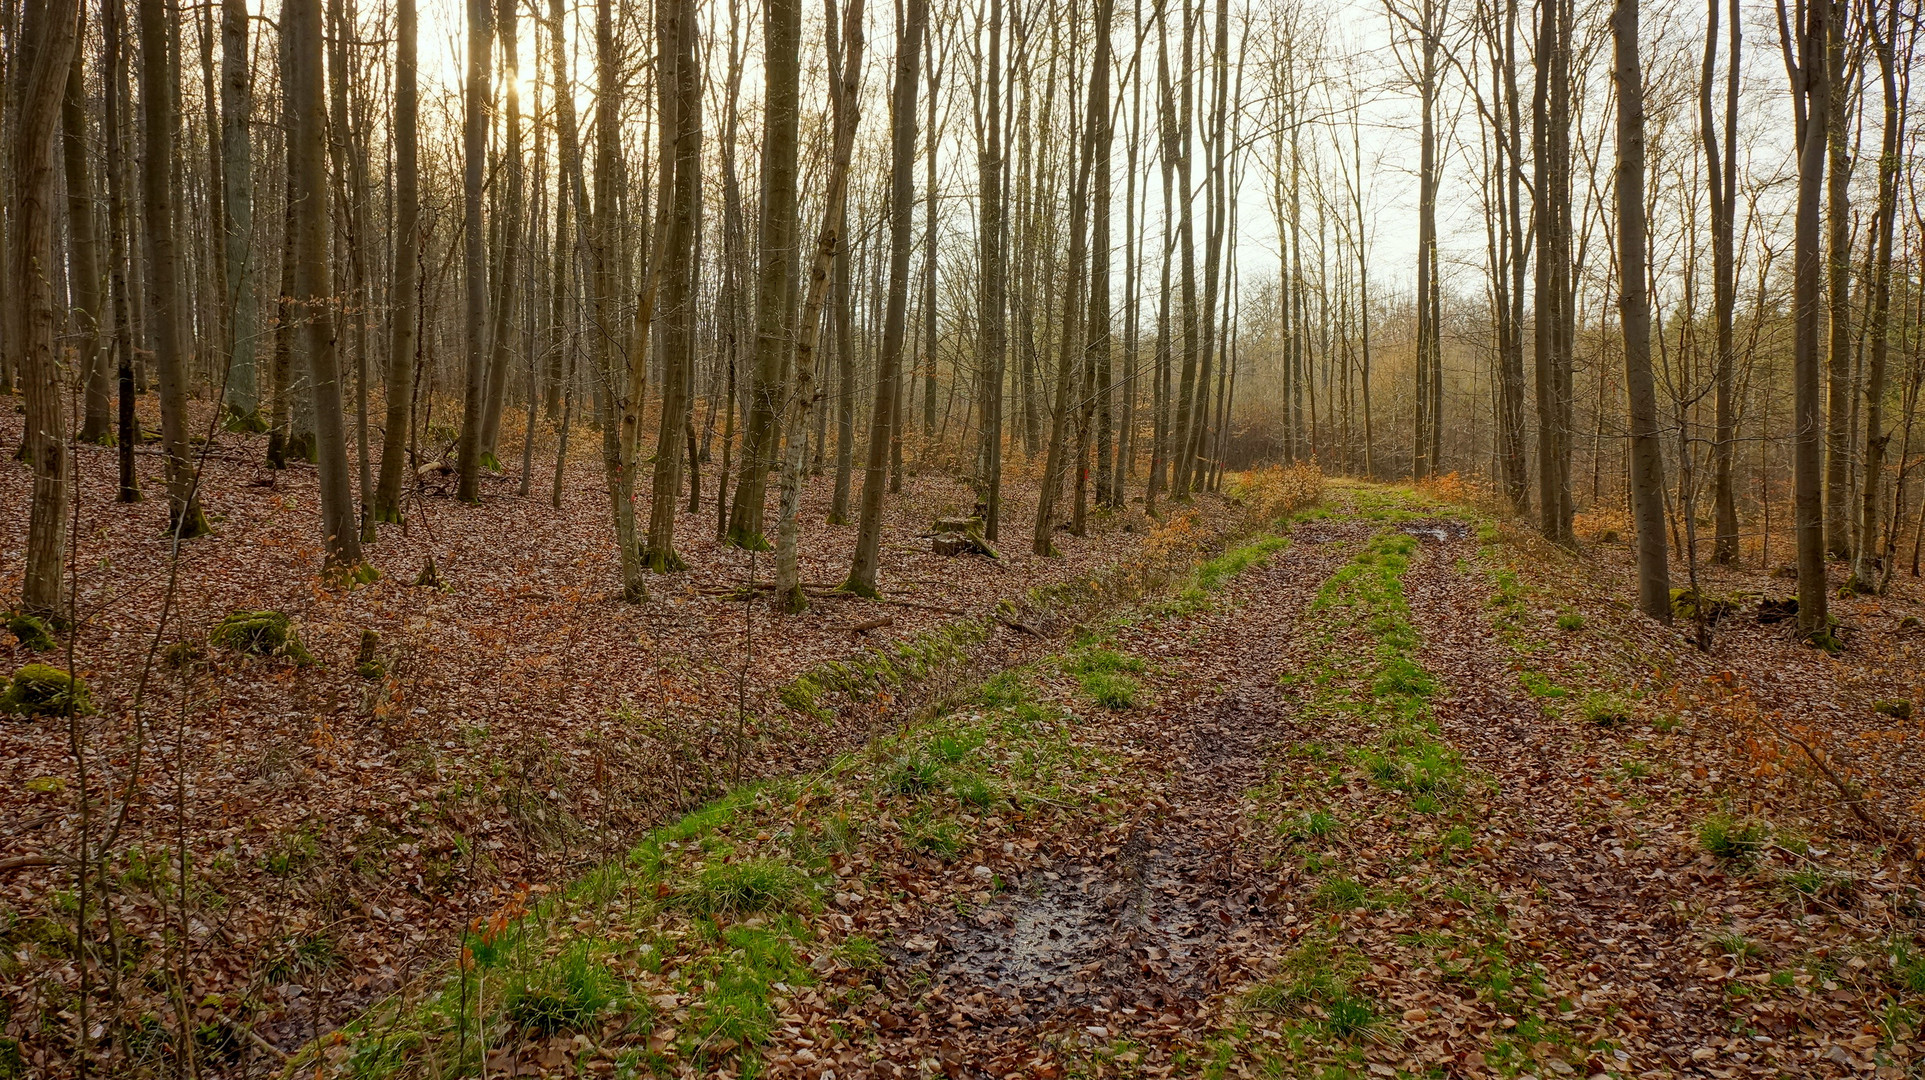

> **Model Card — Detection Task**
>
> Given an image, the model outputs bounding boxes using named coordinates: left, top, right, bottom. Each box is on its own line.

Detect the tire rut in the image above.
left=889, top=525, right=1363, bottom=1068
left=1402, top=530, right=1775, bottom=1068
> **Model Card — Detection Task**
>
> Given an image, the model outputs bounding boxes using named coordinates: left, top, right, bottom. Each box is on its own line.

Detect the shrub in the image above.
left=210, top=611, right=312, bottom=664
left=1, top=664, right=93, bottom=717
left=1699, top=813, right=1768, bottom=865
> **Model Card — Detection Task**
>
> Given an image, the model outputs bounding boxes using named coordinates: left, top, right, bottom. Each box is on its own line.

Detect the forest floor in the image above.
left=0, top=401, right=1296, bottom=1077
left=273, top=480, right=1925, bottom=1080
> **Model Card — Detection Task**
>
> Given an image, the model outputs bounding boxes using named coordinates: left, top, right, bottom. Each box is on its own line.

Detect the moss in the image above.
left=1872, top=699, right=1913, bottom=720
left=1, top=665, right=94, bottom=717
left=5, top=613, right=54, bottom=651
left=210, top=610, right=313, bottom=664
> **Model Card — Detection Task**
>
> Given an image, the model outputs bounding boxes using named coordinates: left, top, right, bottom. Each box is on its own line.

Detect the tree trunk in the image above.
left=585, top=0, right=644, bottom=599
left=727, top=0, right=805, bottom=551
left=218, top=0, right=259, bottom=429
left=977, top=0, right=1007, bottom=539
left=1822, top=2, right=1854, bottom=558
left=1704, top=0, right=1739, bottom=563
left=137, top=0, right=211, bottom=538
left=1788, top=0, right=1832, bottom=641
left=844, top=0, right=927, bottom=596
left=1533, top=0, right=1574, bottom=545
left=1614, top=0, right=1669, bottom=622
left=455, top=0, right=493, bottom=503
left=480, top=0, right=526, bottom=466
left=14, top=0, right=79, bottom=616
left=104, top=0, right=141, bottom=501
left=62, top=23, right=110, bottom=447
left=1853, top=0, right=1899, bottom=591
left=285, top=0, right=364, bottom=573
left=645, top=0, right=703, bottom=571
left=374, top=0, right=419, bottom=524
left=1080, top=0, right=1114, bottom=524
left=774, top=0, right=866, bottom=612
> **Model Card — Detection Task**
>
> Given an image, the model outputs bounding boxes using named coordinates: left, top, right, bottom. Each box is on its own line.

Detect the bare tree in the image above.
left=1783, top=0, right=1833, bottom=641
left=285, top=0, right=365, bottom=573
left=1614, top=0, right=1669, bottom=622
left=138, top=0, right=210, bottom=538
left=845, top=0, right=929, bottom=595
left=455, top=0, right=493, bottom=503
left=13, top=0, right=79, bottom=615
left=374, top=0, right=420, bottom=524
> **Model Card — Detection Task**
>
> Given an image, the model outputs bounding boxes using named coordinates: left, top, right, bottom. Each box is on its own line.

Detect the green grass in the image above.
left=1281, top=809, right=1341, bottom=842
left=1518, top=669, right=1568, bottom=699
left=1065, top=647, right=1147, bottom=709
left=1158, top=534, right=1293, bottom=614
left=1555, top=612, right=1585, bottom=632
left=1240, top=937, right=1382, bottom=1042
left=1889, top=940, right=1925, bottom=994
left=677, top=859, right=811, bottom=915
left=504, top=943, right=622, bottom=1035
left=1699, top=813, right=1769, bottom=865
left=1579, top=691, right=1632, bottom=726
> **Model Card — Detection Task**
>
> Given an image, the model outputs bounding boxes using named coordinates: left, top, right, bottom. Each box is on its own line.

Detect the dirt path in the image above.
left=869, top=501, right=1914, bottom=1078
left=292, top=488, right=1918, bottom=1080
left=879, top=524, right=1370, bottom=1076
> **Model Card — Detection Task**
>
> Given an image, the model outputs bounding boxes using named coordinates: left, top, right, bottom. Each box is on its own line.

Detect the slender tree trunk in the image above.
left=1533, top=0, right=1574, bottom=544
left=775, top=0, right=866, bottom=611
left=14, top=0, right=79, bottom=616
left=1615, top=0, right=1669, bottom=622
left=374, top=0, right=419, bottom=524
left=830, top=214, right=857, bottom=523
left=1081, top=0, right=1115, bottom=525
left=138, top=0, right=211, bottom=538
left=455, top=0, right=493, bottom=502
left=978, top=0, right=1007, bottom=539
left=1853, top=0, right=1899, bottom=590
left=285, top=0, right=363, bottom=573
left=480, top=0, right=526, bottom=465
left=645, top=0, right=703, bottom=571
left=218, top=0, right=258, bottom=428
left=63, top=23, right=110, bottom=447
left=1705, top=0, right=1739, bottom=563
left=844, top=0, right=927, bottom=595
left=104, top=0, right=141, bottom=501
left=728, top=0, right=805, bottom=550
left=1788, top=0, right=1832, bottom=640
left=1168, top=1, right=1201, bottom=498
left=1822, top=1, right=1854, bottom=558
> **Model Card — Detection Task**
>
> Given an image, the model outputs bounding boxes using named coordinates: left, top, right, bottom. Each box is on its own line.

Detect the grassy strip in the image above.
left=1299, top=529, right=1463, bottom=805
left=316, top=673, right=1112, bottom=1079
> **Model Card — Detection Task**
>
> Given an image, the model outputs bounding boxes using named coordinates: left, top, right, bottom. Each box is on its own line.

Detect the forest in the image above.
left=2, top=0, right=1924, bottom=1073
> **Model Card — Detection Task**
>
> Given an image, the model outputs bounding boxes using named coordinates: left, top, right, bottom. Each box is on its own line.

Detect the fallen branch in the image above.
left=1762, top=718, right=1912, bottom=847
left=0, top=855, right=59, bottom=874
left=995, top=613, right=1045, bottom=636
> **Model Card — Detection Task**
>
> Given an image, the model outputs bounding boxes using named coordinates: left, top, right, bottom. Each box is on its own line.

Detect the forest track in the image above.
left=887, top=521, right=1369, bottom=1074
